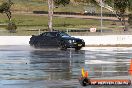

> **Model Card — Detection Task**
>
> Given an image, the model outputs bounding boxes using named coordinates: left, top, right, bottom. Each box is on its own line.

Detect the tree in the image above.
left=0, top=0, right=17, bottom=33
left=113, top=0, right=130, bottom=31
left=74, top=0, right=132, bottom=31
left=0, top=0, right=13, bottom=21
left=54, top=0, right=71, bottom=6
left=48, top=0, right=70, bottom=31
left=48, top=0, right=54, bottom=31
left=128, top=14, right=132, bottom=26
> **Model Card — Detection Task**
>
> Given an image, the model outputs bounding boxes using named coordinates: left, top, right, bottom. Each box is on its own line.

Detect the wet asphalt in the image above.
left=0, top=46, right=132, bottom=88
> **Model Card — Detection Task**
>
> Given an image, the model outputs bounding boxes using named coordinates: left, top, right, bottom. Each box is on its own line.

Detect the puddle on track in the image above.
left=0, top=45, right=132, bottom=88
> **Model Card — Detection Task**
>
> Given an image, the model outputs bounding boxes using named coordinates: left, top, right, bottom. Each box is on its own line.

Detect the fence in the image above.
left=0, top=27, right=132, bottom=36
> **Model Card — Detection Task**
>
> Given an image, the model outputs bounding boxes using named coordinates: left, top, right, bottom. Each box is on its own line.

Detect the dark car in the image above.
left=29, top=31, right=85, bottom=50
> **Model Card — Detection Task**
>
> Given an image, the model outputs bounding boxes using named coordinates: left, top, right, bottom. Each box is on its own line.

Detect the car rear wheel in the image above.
left=32, top=41, right=40, bottom=48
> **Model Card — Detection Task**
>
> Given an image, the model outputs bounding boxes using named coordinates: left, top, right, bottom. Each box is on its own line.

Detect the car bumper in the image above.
left=66, top=42, right=85, bottom=48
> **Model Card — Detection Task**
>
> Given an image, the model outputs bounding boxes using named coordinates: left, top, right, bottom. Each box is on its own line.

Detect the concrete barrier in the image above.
left=77, top=35, right=132, bottom=46
left=0, top=36, right=31, bottom=45
left=0, top=35, right=132, bottom=46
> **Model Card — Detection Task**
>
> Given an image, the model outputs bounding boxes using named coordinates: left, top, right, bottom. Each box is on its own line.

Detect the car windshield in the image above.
left=60, top=32, right=70, bottom=37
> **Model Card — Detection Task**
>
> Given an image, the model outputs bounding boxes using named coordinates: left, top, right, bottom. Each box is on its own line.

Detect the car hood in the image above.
left=62, top=36, right=82, bottom=40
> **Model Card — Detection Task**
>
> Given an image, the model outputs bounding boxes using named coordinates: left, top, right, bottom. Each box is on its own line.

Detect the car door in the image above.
left=38, top=32, right=48, bottom=46
left=43, top=32, right=59, bottom=47
left=40, top=32, right=58, bottom=47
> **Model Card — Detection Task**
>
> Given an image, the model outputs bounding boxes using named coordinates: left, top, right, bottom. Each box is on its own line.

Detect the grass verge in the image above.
left=0, top=13, right=128, bottom=36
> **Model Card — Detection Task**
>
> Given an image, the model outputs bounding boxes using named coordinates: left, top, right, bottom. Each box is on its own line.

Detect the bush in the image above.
left=128, top=14, right=132, bottom=26
left=6, top=22, right=17, bottom=33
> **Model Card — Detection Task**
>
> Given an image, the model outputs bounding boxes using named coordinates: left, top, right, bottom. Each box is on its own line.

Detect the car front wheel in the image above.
left=60, top=43, right=67, bottom=50
left=75, top=47, right=82, bottom=50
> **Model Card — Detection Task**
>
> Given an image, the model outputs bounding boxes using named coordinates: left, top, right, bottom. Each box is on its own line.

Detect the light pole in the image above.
left=100, top=0, right=103, bottom=33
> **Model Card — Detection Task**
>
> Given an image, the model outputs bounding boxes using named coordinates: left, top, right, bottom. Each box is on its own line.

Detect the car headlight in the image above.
left=68, top=40, right=72, bottom=43
left=72, top=40, right=75, bottom=42
left=82, top=39, right=84, bottom=42
left=68, top=40, right=75, bottom=43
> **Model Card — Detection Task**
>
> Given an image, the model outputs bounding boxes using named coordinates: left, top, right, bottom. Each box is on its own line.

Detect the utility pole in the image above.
left=48, top=0, right=54, bottom=32
left=100, top=0, right=103, bottom=33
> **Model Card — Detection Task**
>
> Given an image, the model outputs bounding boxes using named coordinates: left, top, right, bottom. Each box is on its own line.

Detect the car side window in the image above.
left=60, top=32, right=70, bottom=37
left=46, top=33, right=51, bottom=37
left=41, top=33, right=46, bottom=36
left=46, top=32, right=56, bottom=37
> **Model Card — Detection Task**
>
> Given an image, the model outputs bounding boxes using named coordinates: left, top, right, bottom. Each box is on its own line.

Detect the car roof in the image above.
left=45, top=31, right=59, bottom=33
left=45, top=31, right=65, bottom=34
left=41, top=31, right=67, bottom=35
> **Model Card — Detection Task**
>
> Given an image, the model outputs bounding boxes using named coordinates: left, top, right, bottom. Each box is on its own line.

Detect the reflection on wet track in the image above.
left=0, top=46, right=132, bottom=88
